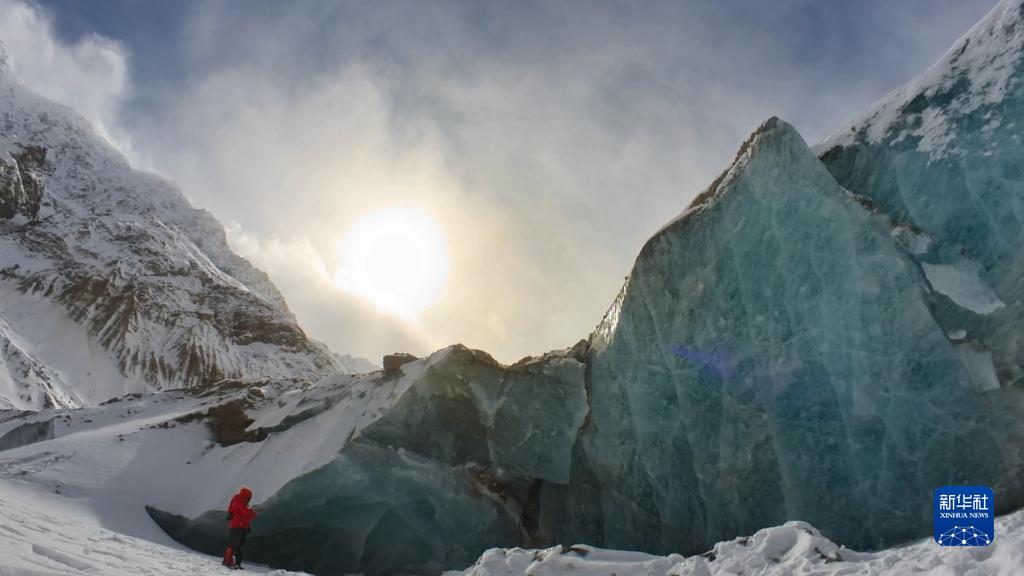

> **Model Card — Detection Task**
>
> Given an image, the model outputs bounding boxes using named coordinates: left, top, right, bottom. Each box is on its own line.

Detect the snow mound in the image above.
left=451, top=510, right=1024, bottom=576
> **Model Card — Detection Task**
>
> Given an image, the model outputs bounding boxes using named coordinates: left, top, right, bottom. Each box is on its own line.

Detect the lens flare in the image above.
left=333, top=207, right=449, bottom=318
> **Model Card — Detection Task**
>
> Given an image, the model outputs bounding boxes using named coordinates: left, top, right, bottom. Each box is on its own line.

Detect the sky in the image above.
left=0, top=0, right=1000, bottom=364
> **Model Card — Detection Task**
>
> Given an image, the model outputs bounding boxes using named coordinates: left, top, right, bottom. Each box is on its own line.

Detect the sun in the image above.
left=333, top=207, right=449, bottom=318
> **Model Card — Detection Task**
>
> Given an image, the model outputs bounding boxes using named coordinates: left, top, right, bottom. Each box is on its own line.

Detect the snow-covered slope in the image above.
left=0, top=363, right=416, bottom=538
left=0, top=56, right=350, bottom=410
left=816, top=0, right=1024, bottom=158
left=0, top=478, right=307, bottom=575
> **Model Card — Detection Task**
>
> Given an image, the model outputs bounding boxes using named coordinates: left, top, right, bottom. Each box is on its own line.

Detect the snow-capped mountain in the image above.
left=0, top=55, right=366, bottom=410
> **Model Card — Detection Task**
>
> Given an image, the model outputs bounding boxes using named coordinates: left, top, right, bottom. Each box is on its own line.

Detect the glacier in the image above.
left=143, top=1, right=1024, bottom=573
left=2, top=460, right=1022, bottom=576
left=146, top=344, right=590, bottom=575
left=555, top=117, right=1024, bottom=556
left=3, top=0, right=1024, bottom=575
left=817, top=0, right=1024, bottom=394
left=149, top=121, right=1024, bottom=574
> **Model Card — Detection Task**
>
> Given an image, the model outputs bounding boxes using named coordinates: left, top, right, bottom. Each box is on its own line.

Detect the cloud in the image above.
left=0, top=0, right=133, bottom=156
left=6, top=0, right=999, bottom=364
left=130, top=48, right=632, bottom=362
left=117, top=0, right=1000, bottom=364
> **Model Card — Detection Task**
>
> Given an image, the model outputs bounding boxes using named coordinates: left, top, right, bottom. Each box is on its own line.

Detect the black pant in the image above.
left=227, top=527, right=247, bottom=566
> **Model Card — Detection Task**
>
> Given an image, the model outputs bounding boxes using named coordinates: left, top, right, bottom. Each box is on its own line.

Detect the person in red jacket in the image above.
left=222, top=486, right=257, bottom=569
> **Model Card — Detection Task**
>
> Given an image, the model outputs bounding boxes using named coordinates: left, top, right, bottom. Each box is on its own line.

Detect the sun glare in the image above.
left=333, top=207, right=450, bottom=318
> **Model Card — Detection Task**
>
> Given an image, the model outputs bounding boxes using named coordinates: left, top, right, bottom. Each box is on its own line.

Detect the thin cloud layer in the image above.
left=0, top=0, right=132, bottom=154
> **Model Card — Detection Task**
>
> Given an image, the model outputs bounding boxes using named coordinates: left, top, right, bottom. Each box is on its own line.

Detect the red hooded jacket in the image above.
left=227, top=487, right=257, bottom=529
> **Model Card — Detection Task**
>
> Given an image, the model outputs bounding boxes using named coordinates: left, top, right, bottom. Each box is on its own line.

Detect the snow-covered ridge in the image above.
left=0, top=71, right=358, bottom=409
left=817, top=0, right=1024, bottom=157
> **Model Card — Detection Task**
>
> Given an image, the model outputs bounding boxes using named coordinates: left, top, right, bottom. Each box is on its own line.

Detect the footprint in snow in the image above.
left=31, top=543, right=96, bottom=571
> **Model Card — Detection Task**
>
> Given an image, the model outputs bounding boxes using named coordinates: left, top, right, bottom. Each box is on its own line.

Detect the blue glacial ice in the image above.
left=818, top=0, right=1024, bottom=389
left=557, top=117, right=1024, bottom=557
left=150, top=1, right=1024, bottom=572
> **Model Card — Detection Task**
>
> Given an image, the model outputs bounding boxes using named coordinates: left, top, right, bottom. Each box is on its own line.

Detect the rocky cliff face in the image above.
left=0, top=65, right=348, bottom=410
left=0, top=145, right=45, bottom=221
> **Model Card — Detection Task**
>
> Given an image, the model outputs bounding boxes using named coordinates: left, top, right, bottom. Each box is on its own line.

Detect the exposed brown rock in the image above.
left=175, top=399, right=267, bottom=446
left=0, top=145, right=46, bottom=220
left=382, top=352, right=417, bottom=373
